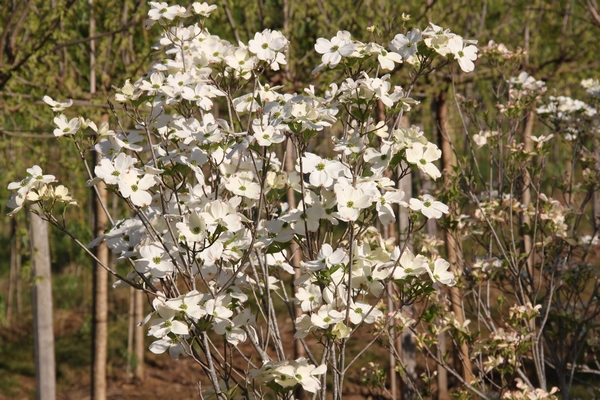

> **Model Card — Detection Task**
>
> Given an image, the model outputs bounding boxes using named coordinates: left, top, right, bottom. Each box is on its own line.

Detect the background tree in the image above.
left=29, top=204, right=56, bottom=400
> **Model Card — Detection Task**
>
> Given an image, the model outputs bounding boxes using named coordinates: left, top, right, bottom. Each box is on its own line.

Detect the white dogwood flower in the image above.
left=409, top=194, right=449, bottom=219
left=314, top=32, right=356, bottom=68
left=43, top=96, right=73, bottom=112
left=53, top=114, right=80, bottom=137
left=405, top=142, right=442, bottom=180
left=427, top=258, right=456, bottom=286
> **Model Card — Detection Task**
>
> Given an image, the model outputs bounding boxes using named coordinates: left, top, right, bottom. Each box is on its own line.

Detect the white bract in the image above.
left=43, top=96, right=73, bottom=112
left=409, top=194, right=449, bottom=219
left=390, top=29, right=422, bottom=61
left=314, top=32, right=357, bottom=69
left=405, top=142, right=442, bottom=180
left=447, top=35, right=478, bottom=73
left=53, top=114, right=81, bottom=137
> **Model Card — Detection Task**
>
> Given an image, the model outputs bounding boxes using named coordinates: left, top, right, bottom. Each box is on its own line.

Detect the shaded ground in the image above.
left=0, top=307, right=380, bottom=400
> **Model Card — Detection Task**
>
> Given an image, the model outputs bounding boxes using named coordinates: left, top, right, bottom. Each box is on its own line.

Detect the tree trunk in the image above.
left=422, top=170, right=450, bottom=400
left=397, top=116, right=417, bottom=400
left=376, top=99, right=399, bottom=399
left=286, top=139, right=306, bottom=400
left=89, top=0, right=107, bottom=390
left=436, top=327, right=450, bottom=400
left=134, top=289, right=145, bottom=380
left=594, top=140, right=600, bottom=232
left=521, top=111, right=535, bottom=289
left=127, top=286, right=135, bottom=380
left=89, top=0, right=96, bottom=95
left=92, top=146, right=109, bottom=400
left=435, top=88, right=473, bottom=384
left=522, top=111, right=534, bottom=272
left=6, top=218, right=19, bottom=327
left=29, top=204, right=56, bottom=400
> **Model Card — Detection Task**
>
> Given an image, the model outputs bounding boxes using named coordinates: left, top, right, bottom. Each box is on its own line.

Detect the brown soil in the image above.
left=0, top=310, right=381, bottom=400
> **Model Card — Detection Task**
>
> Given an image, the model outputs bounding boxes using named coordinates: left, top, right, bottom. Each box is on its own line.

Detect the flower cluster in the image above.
left=480, top=40, right=526, bottom=63
left=536, top=95, right=597, bottom=120
left=497, top=72, right=546, bottom=115
left=313, top=22, right=478, bottom=73
left=502, top=379, right=559, bottom=400
left=7, top=166, right=76, bottom=216
left=582, top=78, right=600, bottom=100
left=249, top=359, right=327, bottom=393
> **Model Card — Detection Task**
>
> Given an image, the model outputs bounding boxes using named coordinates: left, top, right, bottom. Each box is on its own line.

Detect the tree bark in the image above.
left=422, top=171, right=450, bottom=400
left=285, top=139, right=306, bottom=400
left=594, top=138, right=600, bottom=232
left=134, top=289, right=145, bottom=380
left=92, top=148, right=109, bottom=400
left=126, top=286, right=135, bottom=380
left=521, top=111, right=535, bottom=285
left=29, top=204, right=56, bottom=400
left=6, top=218, right=18, bottom=326
left=397, top=116, right=417, bottom=400
left=435, top=88, right=473, bottom=384
left=436, top=327, right=450, bottom=400
left=89, top=0, right=107, bottom=392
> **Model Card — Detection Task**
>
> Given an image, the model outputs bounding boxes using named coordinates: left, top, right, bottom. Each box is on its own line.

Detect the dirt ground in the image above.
left=0, top=312, right=379, bottom=400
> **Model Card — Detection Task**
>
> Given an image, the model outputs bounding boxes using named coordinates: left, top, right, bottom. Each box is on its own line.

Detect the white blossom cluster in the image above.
left=508, top=72, right=546, bottom=101
left=313, top=22, right=478, bottom=73
left=313, top=23, right=477, bottom=73
left=7, top=165, right=76, bottom=215
left=6, top=2, right=479, bottom=397
left=581, top=78, right=600, bottom=99
left=536, top=95, right=597, bottom=120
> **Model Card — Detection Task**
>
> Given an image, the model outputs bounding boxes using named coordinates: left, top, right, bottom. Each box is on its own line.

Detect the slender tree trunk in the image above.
left=435, top=88, right=473, bottom=384
left=17, top=247, right=23, bottom=315
left=7, top=218, right=18, bottom=326
left=436, top=327, right=449, bottom=400
left=521, top=110, right=548, bottom=390
left=134, top=289, right=145, bottom=380
left=89, top=0, right=96, bottom=94
left=282, top=0, right=291, bottom=84
left=522, top=111, right=534, bottom=275
left=89, top=1, right=108, bottom=393
left=397, top=116, right=417, bottom=400
left=594, top=142, right=600, bottom=232
left=422, top=171, right=450, bottom=400
left=387, top=283, right=397, bottom=399
left=285, top=139, right=306, bottom=400
left=30, top=204, right=56, bottom=400
left=126, top=286, right=135, bottom=380
left=399, top=167, right=416, bottom=400
left=376, top=99, right=399, bottom=399
left=92, top=145, right=109, bottom=399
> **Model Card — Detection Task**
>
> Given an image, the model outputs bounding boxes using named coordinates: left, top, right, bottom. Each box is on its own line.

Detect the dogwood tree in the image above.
left=8, top=1, right=575, bottom=398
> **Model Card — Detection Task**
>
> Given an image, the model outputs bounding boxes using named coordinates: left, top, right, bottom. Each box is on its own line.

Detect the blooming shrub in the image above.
left=11, top=1, right=597, bottom=399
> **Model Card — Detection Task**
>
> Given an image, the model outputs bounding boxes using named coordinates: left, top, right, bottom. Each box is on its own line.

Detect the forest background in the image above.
left=1, top=0, right=599, bottom=399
